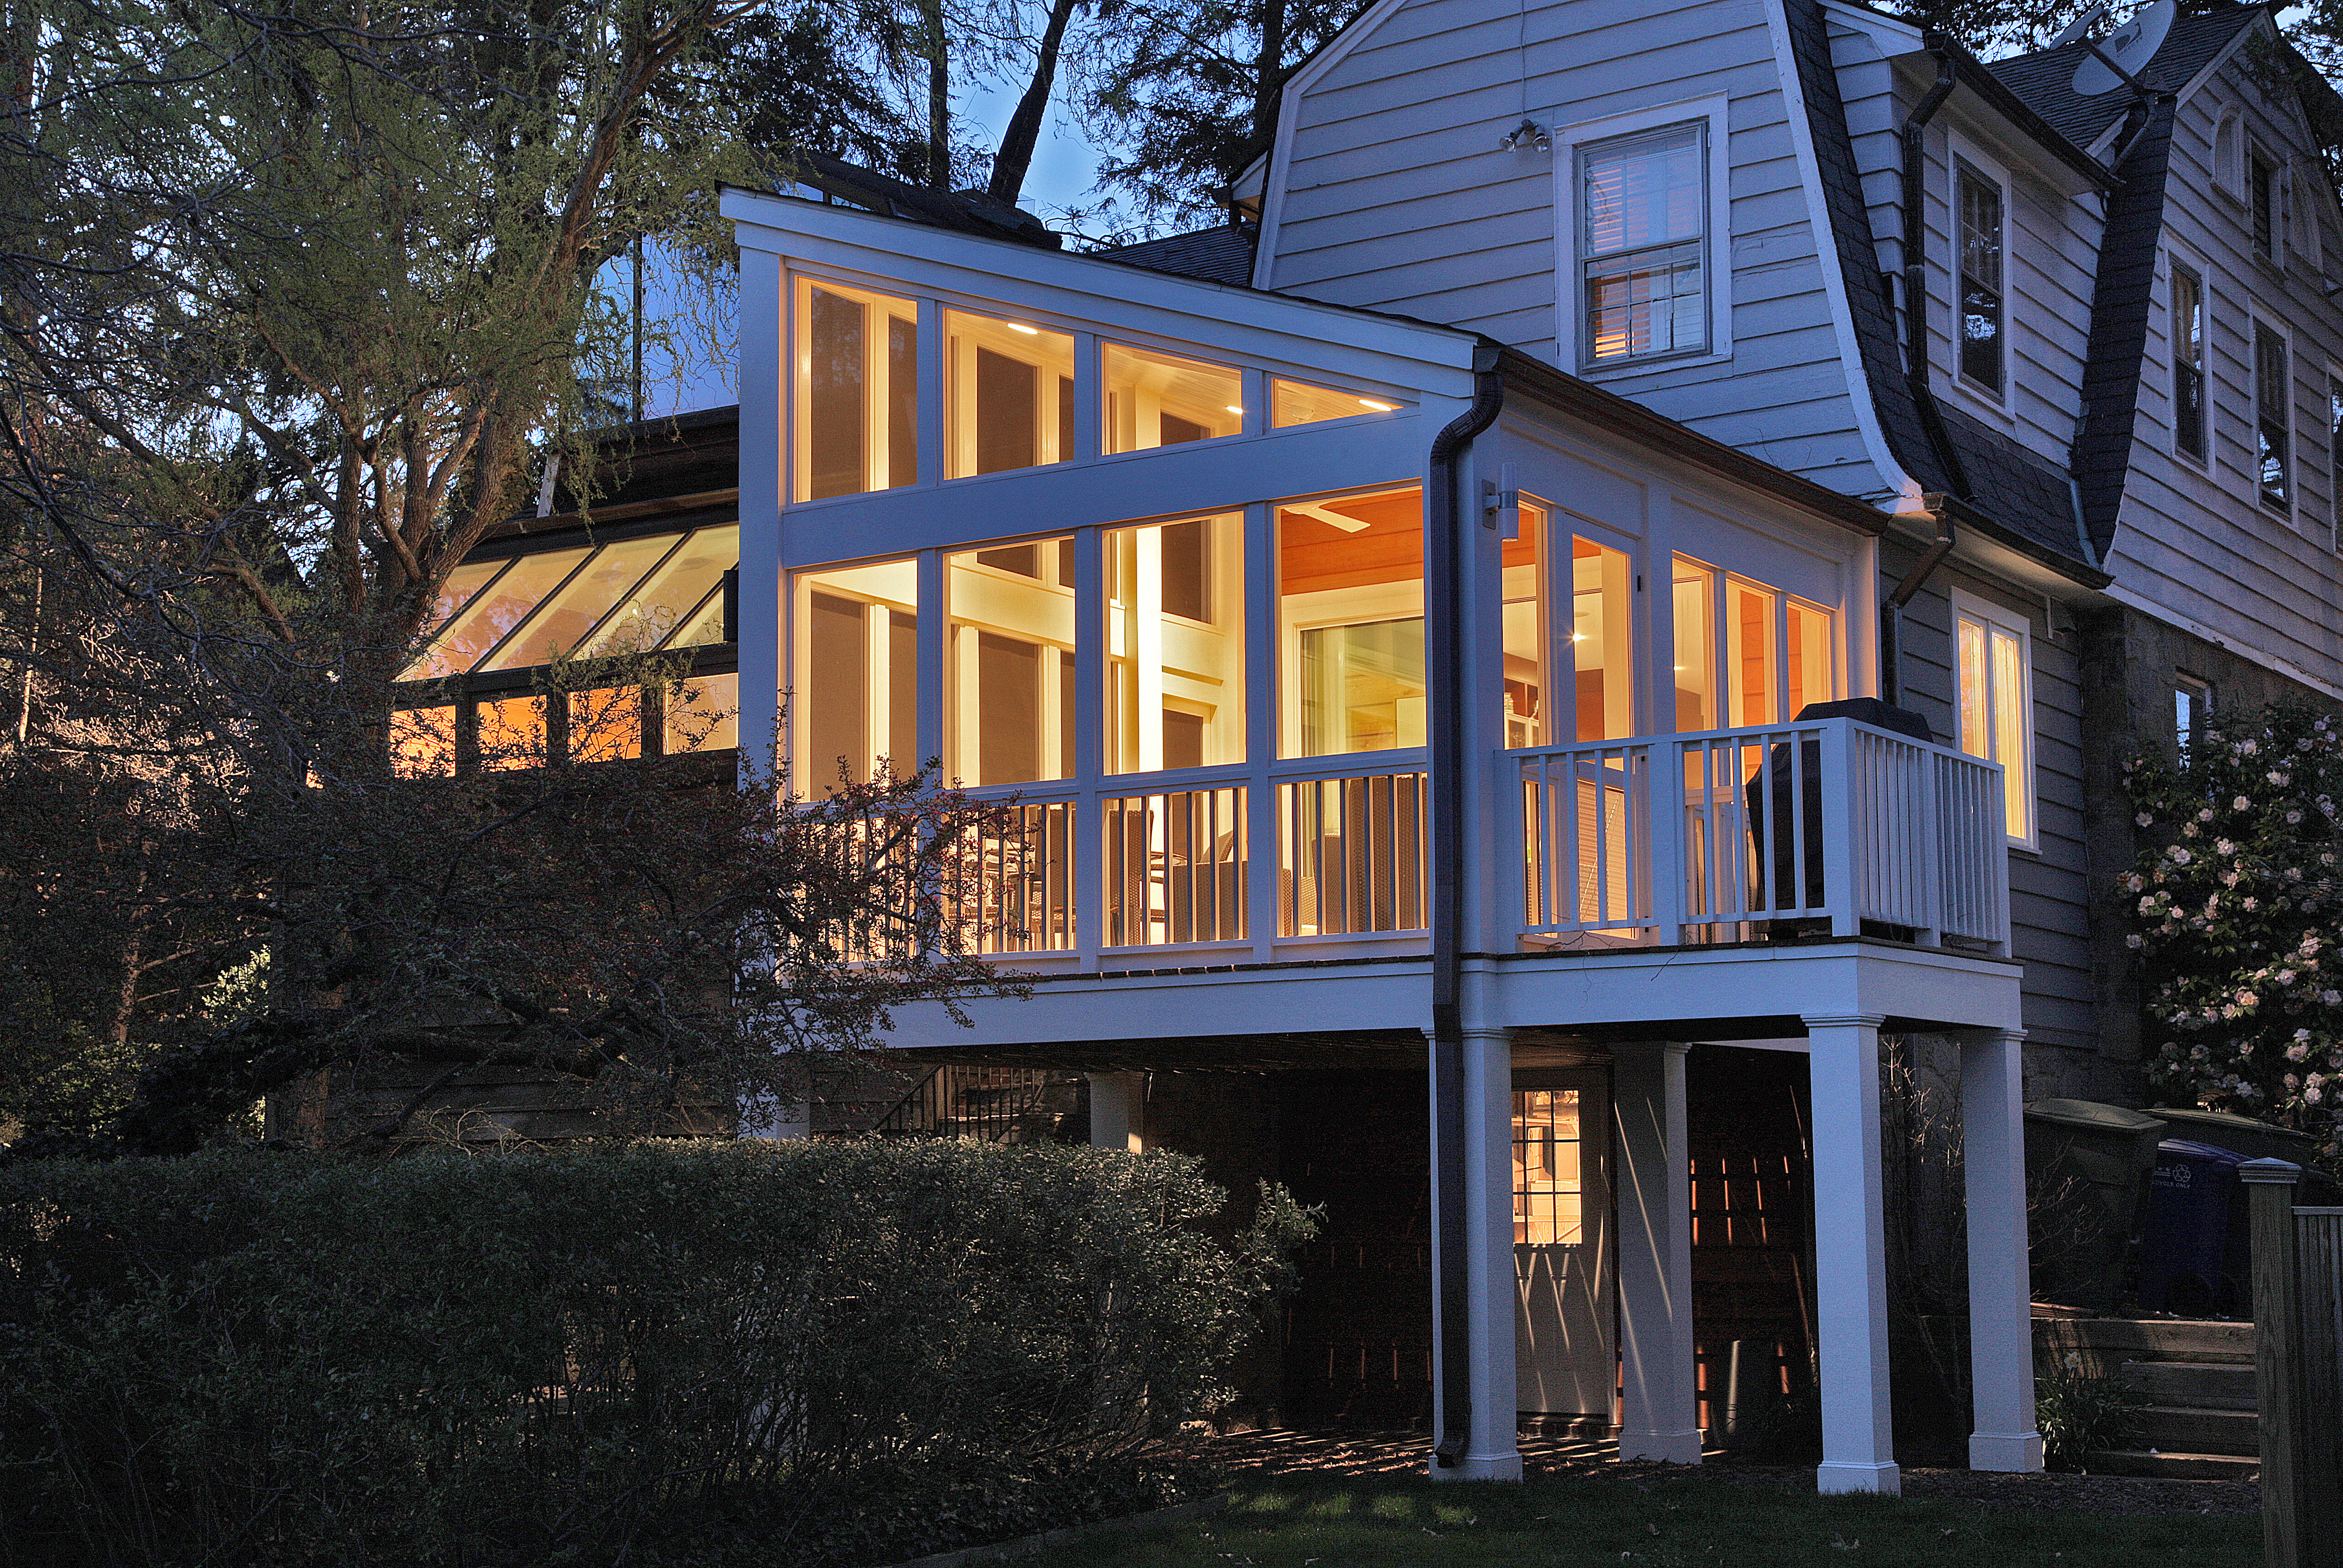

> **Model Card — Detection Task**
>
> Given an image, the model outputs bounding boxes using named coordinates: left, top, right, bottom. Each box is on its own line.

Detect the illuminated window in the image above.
left=1954, top=595, right=2033, bottom=844
left=1501, top=505, right=1544, bottom=748
left=947, top=311, right=1075, bottom=477
left=797, top=558, right=918, bottom=792
left=1569, top=534, right=1636, bottom=742
left=479, top=536, right=675, bottom=672
left=389, top=706, right=456, bottom=779
left=1673, top=557, right=1836, bottom=731
left=402, top=547, right=588, bottom=678
left=949, top=540, right=1077, bottom=784
left=1513, top=1089, right=1583, bottom=1245
left=1277, top=489, right=1424, bottom=757
left=567, top=687, right=643, bottom=763
left=665, top=673, right=739, bottom=755
left=1104, top=344, right=1242, bottom=453
left=1579, top=123, right=1708, bottom=365
left=1270, top=378, right=1403, bottom=427
left=1104, top=514, right=1245, bottom=773
left=477, top=695, right=547, bottom=772
left=793, top=276, right=917, bottom=500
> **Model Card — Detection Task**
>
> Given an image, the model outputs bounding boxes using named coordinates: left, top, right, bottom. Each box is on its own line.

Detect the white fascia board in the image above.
left=1762, top=0, right=1926, bottom=515
left=1818, top=0, right=1920, bottom=53
left=1248, top=0, right=1417, bottom=289
left=722, top=186, right=1476, bottom=399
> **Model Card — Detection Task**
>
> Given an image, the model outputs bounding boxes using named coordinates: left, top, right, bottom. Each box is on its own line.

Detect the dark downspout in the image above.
left=1427, top=341, right=1505, bottom=1468
left=1885, top=48, right=1964, bottom=707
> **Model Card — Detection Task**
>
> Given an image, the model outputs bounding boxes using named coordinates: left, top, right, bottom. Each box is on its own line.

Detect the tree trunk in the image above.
left=1251, top=0, right=1286, bottom=148
left=922, top=0, right=951, bottom=188
left=987, top=0, right=1083, bottom=206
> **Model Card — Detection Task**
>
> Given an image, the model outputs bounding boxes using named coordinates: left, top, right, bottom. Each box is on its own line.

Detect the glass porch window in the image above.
left=949, top=540, right=1076, bottom=785
left=797, top=558, right=919, bottom=792
left=478, top=536, right=674, bottom=672
left=578, top=526, right=738, bottom=656
left=403, top=547, right=589, bottom=678
left=404, top=559, right=508, bottom=678
left=793, top=277, right=917, bottom=500
left=1271, top=379, right=1402, bottom=427
left=947, top=311, right=1075, bottom=477
left=1278, top=489, right=1425, bottom=757
left=1103, top=344, right=1242, bottom=452
left=1104, top=514, right=1245, bottom=773
left=1571, top=536, right=1636, bottom=741
left=1512, top=1089, right=1584, bottom=1245
left=1502, top=507, right=1545, bottom=747
left=665, top=672, right=739, bottom=754
left=1671, top=557, right=1716, bottom=732
left=1727, top=580, right=1777, bottom=727
left=1785, top=601, right=1833, bottom=716
left=1956, top=164, right=2005, bottom=393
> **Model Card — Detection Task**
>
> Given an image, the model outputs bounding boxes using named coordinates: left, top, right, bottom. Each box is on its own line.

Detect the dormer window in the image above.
left=1955, top=162, right=2005, bottom=395
left=1577, top=123, right=1708, bottom=367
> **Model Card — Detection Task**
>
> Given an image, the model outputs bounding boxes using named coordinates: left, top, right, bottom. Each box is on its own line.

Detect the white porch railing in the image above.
left=1515, top=718, right=2009, bottom=952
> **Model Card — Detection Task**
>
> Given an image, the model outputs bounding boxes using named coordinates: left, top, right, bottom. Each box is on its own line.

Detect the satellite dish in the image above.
left=2070, top=0, right=2175, bottom=97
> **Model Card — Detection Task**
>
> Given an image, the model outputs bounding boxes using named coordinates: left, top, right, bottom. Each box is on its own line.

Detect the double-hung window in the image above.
left=1956, top=162, right=2005, bottom=395
left=2255, top=318, right=2291, bottom=513
left=2170, top=260, right=2207, bottom=462
left=1952, top=593, right=2033, bottom=847
left=2175, top=675, right=2211, bottom=757
left=2252, top=146, right=2280, bottom=262
left=1578, top=123, right=1708, bottom=367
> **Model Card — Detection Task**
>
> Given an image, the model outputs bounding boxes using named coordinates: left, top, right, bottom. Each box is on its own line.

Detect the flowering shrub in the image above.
left=2122, top=702, right=2343, bottom=1170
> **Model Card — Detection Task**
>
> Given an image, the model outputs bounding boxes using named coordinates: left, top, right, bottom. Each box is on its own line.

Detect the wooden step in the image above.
left=2083, top=1448, right=2260, bottom=1481
left=2131, top=1404, right=2260, bottom=1454
left=2120, top=1359, right=2256, bottom=1410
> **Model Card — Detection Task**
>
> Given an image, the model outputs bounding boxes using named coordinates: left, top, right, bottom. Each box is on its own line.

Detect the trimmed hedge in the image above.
left=0, top=1138, right=1311, bottom=1567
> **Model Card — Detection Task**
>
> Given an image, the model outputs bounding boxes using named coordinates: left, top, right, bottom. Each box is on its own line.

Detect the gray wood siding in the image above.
left=1887, top=541, right=2098, bottom=1054
left=2100, top=57, right=2343, bottom=696
left=1260, top=0, right=1893, bottom=503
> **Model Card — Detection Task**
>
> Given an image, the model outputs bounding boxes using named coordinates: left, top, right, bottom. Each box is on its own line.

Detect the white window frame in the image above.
left=2175, top=673, right=2212, bottom=757
left=1553, top=96, right=1732, bottom=376
left=1946, top=133, right=2014, bottom=418
left=2166, top=246, right=2210, bottom=468
left=2250, top=309, right=2294, bottom=518
left=2213, top=110, right=2245, bottom=201
left=1949, top=588, right=2037, bottom=851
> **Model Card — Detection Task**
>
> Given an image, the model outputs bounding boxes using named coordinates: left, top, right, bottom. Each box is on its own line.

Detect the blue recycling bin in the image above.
left=2140, top=1139, right=2248, bottom=1316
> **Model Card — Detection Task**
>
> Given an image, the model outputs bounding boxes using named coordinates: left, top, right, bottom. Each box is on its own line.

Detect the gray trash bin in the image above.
left=2023, top=1099, right=2169, bottom=1313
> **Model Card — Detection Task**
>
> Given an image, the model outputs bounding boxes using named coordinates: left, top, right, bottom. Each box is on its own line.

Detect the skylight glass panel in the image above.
left=401, top=547, right=590, bottom=679
left=478, top=536, right=674, bottom=672
left=578, top=526, right=738, bottom=656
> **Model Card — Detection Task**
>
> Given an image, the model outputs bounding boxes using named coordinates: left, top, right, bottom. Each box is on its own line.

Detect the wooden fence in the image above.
left=2243, top=1159, right=2343, bottom=1568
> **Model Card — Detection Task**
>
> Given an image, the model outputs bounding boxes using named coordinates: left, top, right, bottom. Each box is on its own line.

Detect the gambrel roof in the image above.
left=1984, top=5, right=2267, bottom=152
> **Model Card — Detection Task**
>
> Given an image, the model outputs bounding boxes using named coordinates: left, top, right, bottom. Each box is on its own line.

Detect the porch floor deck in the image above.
left=1190, top=1429, right=2260, bottom=1514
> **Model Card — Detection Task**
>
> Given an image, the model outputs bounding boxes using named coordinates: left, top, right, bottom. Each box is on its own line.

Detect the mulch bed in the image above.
left=1195, top=1429, right=2260, bottom=1516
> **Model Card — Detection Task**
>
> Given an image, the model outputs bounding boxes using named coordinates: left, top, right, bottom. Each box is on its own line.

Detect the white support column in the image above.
left=1086, top=1072, right=1144, bottom=1154
left=1430, top=1026, right=1522, bottom=1481
left=1803, top=1012, right=1898, bottom=1495
left=734, top=244, right=784, bottom=789
left=1614, top=1040, right=1701, bottom=1465
left=1961, top=1027, right=2043, bottom=1472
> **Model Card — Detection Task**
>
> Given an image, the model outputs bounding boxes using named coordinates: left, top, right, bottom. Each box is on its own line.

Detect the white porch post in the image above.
left=1803, top=1011, right=1898, bottom=1495
left=1086, top=1072, right=1144, bottom=1154
left=1614, top=1040, right=1701, bottom=1464
left=1428, top=1026, right=1523, bottom=1481
left=733, top=243, right=783, bottom=789
left=1960, top=1027, right=2042, bottom=1471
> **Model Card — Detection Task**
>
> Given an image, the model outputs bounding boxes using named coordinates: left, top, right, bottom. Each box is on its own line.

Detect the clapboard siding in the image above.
left=1889, top=544, right=2097, bottom=1052
left=1261, top=0, right=1895, bottom=505
left=2101, top=52, right=2343, bottom=695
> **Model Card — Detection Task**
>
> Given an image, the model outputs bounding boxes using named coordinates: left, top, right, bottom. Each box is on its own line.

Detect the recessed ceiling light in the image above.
left=1357, top=398, right=1397, bottom=411
left=1225, top=405, right=1245, bottom=415
left=1009, top=323, right=1041, bottom=335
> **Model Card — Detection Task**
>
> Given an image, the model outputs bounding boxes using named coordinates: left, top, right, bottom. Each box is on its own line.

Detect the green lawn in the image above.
left=1020, top=1469, right=2260, bottom=1568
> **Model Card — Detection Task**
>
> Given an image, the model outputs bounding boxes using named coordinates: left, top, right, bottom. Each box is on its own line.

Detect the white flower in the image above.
left=2244, top=897, right=2260, bottom=911
left=2169, top=845, right=2193, bottom=863
left=2309, top=1083, right=2326, bottom=1104
left=2278, top=969, right=2297, bottom=985
left=2217, top=839, right=2237, bottom=855
left=2286, top=1072, right=2302, bottom=1089
left=2137, top=896, right=2159, bottom=914
left=2297, top=1028, right=2313, bottom=1042
left=2242, top=739, right=2261, bottom=755
left=2325, top=991, right=2341, bottom=1005
left=2237, top=989, right=2260, bottom=1006
left=2137, top=811, right=2155, bottom=827
left=2126, top=933, right=2144, bottom=948
left=2289, top=811, right=2305, bottom=824
left=2288, top=1043, right=2311, bottom=1062
left=2200, top=808, right=2218, bottom=822
left=2301, top=738, right=2316, bottom=752
left=2235, top=795, right=2253, bottom=811
left=2270, top=771, right=2292, bottom=786
left=2240, top=1041, right=2256, bottom=1054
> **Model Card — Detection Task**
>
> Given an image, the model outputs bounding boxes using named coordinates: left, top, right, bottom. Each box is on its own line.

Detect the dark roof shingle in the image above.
left=1983, top=5, right=2266, bottom=151
left=1090, top=225, right=1260, bottom=286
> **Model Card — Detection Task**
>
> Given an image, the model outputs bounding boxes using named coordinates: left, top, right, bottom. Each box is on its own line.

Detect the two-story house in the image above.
left=386, top=0, right=2343, bottom=1498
